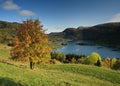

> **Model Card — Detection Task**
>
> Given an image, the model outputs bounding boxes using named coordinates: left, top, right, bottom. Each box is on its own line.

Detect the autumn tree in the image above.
left=103, top=57, right=111, bottom=68
left=11, top=19, right=51, bottom=69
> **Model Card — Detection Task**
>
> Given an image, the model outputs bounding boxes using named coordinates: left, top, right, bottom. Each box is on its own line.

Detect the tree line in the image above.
left=51, top=52, right=120, bottom=70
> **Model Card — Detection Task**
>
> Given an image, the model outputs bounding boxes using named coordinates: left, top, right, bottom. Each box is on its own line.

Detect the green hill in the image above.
left=0, top=20, right=21, bottom=29
left=0, top=44, right=120, bottom=86
left=0, top=20, right=21, bottom=45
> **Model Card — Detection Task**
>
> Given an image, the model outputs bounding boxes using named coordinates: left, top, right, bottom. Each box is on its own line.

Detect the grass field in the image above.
left=0, top=44, right=11, bottom=60
left=0, top=44, right=120, bottom=86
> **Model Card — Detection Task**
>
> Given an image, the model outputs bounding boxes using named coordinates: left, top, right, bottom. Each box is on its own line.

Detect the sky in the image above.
left=0, top=0, right=120, bottom=33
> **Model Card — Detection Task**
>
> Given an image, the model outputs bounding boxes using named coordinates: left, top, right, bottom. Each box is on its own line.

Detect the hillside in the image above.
left=0, top=20, right=21, bottom=29
left=49, top=22, right=120, bottom=47
left=0, top=61, right=120, bottom=86
left=0, top=20, right=21, bottom=45
left=0, top=44, right=120, bottom=86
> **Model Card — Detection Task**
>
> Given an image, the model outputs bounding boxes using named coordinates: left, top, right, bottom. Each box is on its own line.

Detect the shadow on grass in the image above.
left=0, top=77, right=23, bottom=86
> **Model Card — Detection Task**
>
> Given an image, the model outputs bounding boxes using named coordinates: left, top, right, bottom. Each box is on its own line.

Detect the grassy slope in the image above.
left=0, top=44, right=11, bottom=60
left=0, top=44, right=120, bottom=86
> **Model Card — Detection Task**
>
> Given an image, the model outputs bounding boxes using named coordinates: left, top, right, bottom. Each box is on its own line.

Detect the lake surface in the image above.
left=53, top=40, right=120, bottom=58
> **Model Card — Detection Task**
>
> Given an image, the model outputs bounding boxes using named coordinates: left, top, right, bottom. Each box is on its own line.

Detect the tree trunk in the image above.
left=30, top=61, right=34, bottom=69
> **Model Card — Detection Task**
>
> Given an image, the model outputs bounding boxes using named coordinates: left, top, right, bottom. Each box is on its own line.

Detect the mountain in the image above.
left=49, top=22, right=120, bottom=47
left=0, top=20, right=120, bottom=47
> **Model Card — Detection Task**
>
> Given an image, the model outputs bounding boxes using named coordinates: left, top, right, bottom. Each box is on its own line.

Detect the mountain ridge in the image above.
left=49, top=22, right=120, bottom=47
left=0, top=20, right=120, bottom=47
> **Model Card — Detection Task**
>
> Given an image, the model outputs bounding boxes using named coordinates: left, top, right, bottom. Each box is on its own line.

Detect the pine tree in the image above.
left=11, top=19, right=51, bottom=69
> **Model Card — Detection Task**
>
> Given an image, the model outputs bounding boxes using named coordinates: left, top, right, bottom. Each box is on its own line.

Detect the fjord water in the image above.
left=54, top=40, right=120, bottom=58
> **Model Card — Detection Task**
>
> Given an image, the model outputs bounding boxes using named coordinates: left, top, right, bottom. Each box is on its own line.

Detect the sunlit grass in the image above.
left=0, top=44, right=11, bottom=60
left=0, top=63, right=120, bottom=86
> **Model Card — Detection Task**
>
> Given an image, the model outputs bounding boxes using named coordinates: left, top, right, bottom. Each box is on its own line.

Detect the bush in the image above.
left=51, top=52, right=66, bottom=63
left=77, top=56, right=87, bottom=64
left=111, top=58, right=117, bottom=68
left=86, top=52, right=102, bottom=65
left=65, top=53, right=85, bottom=63
left=103, top=57, right=111, bottom=68
left=49, top=59, right=62, bottom=64
left=95, top=59, right=102, bottom=67
left=112, top=60, right=120, bottom=70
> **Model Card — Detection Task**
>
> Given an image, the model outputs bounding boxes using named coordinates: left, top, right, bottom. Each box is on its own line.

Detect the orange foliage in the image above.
left=103, top=57, right=111, bottom=68
left=11, top=19, right=51, bottom=63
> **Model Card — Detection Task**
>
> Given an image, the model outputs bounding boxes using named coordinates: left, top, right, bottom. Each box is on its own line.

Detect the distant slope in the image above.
left=82, top=22, right=120, bottom=45
left=49, top=22, right=120, bottom=47
left=0, top=20, right=21, bottom=45
left=0, top=20, right=120, bottom=47
left=0, top=20, right=21, bottom=29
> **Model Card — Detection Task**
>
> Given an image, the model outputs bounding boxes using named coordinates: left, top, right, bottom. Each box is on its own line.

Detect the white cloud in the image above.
left=108, top=13, right=120, bottom=22
left=1, top=0, right=36, bottom=17
left=19, top=10, right=36, bottom=16
left=2, top=0, right=20, bottom=10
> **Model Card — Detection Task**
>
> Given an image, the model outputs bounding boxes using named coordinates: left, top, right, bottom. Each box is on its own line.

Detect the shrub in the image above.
left=95, top=59, right=102, bottom=67
left=112, top=60, right=120, bottom=70
left=111, top=58, right=117, bottom=68
left=51, top=52, right=66, bottom=63
left=76, top=56, right=88, bottom=64
left=71, top=58, right=76, bottom=63
left=49, top=59, right=62, bottom=64
left=103, top=57, right=111, bottom=68
left=86, top=52, right=102, bottom=65
left=65, top=53, right=84, bottom=63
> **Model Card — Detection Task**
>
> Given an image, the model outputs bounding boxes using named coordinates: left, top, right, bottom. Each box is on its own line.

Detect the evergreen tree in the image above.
left=11, top=19, right=51, bottom=69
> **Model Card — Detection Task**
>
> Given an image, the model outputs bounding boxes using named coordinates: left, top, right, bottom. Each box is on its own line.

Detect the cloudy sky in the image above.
left=0, top=0, right=120, bottom=33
